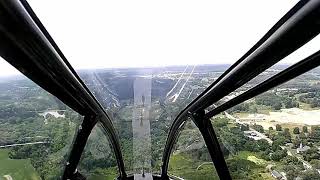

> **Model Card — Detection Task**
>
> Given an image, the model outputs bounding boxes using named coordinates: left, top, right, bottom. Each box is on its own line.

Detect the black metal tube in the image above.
left=191, top=111, right=232, bottom=180
left=19, top=0, right=99, bottom=109
left=99, top=117, right=127, bottom=179
left=169, top=0, right=311, bottom=119
left=0, top=0, right=127, bottom=178
left=25, top=1, right=128, bottom=175
left=0, top=0, right=93, bottom=115
left=161, top=0, right=320, bottom=177
left=63, top=115, right=97, bottom=179
left=205, top=50, right=320, bottom=119
left=191, top=0, right=320, bottom=114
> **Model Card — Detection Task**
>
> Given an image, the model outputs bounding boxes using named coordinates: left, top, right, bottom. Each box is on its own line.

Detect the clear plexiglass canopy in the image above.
left=1, top=0, right=320, bottom=180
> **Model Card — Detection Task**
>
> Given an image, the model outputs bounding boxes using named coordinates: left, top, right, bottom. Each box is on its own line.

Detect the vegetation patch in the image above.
left=169, top=153, right=219, bottom=180
left=247, top=156, right=266, bottom=165
left=0, top=149, right=40, bottom=180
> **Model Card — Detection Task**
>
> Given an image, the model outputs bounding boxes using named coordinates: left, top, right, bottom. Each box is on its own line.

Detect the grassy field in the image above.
left=167, top=150, right=275, bottom=180
left=87, top=174, right=117, bottom=180
left=236, top=151, right=267, bottom=165
left=0, top=149, right=40, bottom=180
left=231, top=151, right=274, bottom=180
left=85, top=167, right=118, bottom=180
left=168, top=153, right=219, bottom=180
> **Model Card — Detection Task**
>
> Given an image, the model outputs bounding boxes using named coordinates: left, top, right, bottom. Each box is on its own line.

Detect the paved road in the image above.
left=282, top=146, right=312, bottom=169
left=3, top=174, right=13, bottom=180
left=224, top=111, right=273, bottom=144
left=298, top=156, right=312, bottom=169
left=3, top=175, right=13, bottom=180
left=196, top=162, right=213, bottom=170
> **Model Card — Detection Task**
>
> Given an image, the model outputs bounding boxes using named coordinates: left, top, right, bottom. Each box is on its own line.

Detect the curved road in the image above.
left=3, top=175, right=13, bottom=180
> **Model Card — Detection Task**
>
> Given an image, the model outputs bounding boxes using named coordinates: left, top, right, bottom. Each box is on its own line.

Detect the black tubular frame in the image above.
left=65, top=115, right=98, bottom=178
left=190, top=110, right=232, bottom=179
left=1, top=0, right=320, bottom=179
left=205, top=50, right=320, bottom=119
left=161, top=0, right=320, bottom=178
left=0, top=0, right=126, bottom=179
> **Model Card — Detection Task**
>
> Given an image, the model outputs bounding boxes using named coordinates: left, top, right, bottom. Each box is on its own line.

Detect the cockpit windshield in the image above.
left=2, top=0, right=320, bottom=179
left=24, top=0, right=299, bottom=175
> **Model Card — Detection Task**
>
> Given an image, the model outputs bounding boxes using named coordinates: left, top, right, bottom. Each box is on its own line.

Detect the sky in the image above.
left=1, top=0, right=320, bottom=76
